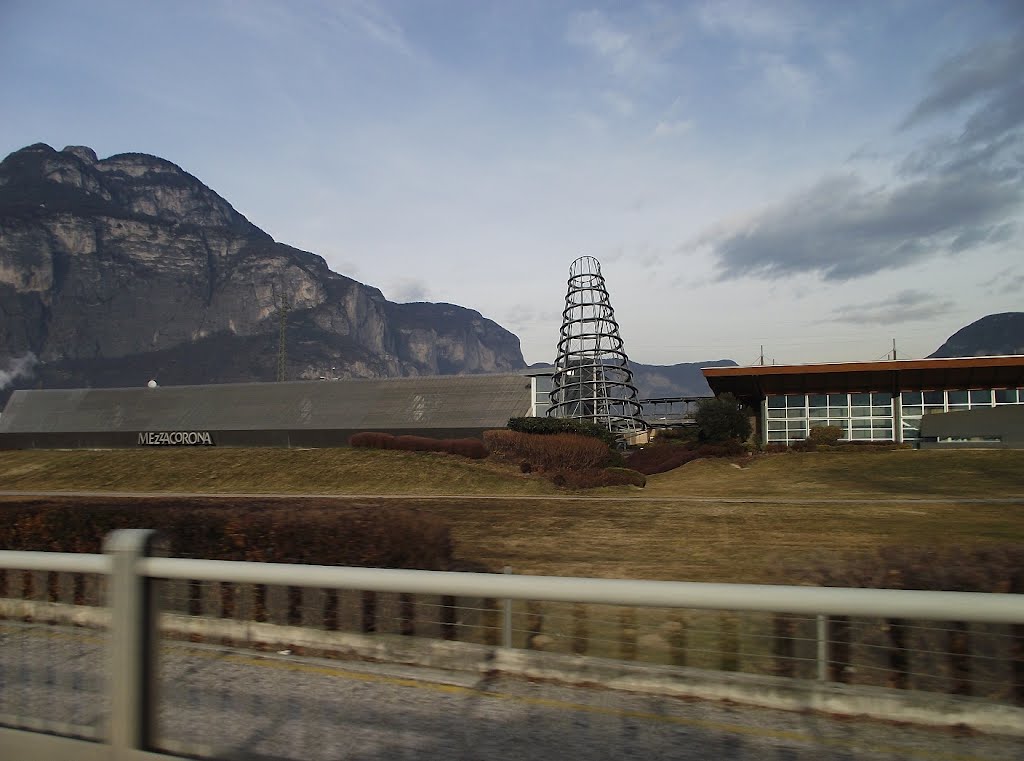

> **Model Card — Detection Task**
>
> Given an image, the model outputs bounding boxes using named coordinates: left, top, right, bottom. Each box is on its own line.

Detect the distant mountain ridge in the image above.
left=929, top=313, right=1024, bottom=358
left=0, top=143, right=525, bottom=401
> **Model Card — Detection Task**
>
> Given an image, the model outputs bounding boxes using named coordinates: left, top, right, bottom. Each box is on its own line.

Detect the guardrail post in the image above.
left=816, top=614, right=828, bottom=681
left=105, top=529, right=160, bottom=759
left=502, top=566, right=513, bottom=649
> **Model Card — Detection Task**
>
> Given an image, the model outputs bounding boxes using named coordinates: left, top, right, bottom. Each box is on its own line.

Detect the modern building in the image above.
left=702, top=356, right=1024, bottom=447
left=0, top=373, right=550, bottom=449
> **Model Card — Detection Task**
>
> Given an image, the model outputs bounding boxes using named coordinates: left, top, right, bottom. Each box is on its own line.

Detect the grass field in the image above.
left=1, top=447, right=1022, bottom=583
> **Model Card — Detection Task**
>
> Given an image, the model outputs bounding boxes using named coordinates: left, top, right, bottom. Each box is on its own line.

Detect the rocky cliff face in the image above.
left=929, top=313, right=1024, bottom=358
left=0, top=143, right=524, bottom=397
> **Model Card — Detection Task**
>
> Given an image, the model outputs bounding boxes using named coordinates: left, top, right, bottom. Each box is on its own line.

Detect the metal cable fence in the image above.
left=2, top=533, right=1024, bottom=761
left=0, top=563, right=109, bottom=741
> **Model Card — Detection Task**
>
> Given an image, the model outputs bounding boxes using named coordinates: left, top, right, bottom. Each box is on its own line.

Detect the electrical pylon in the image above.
left=548, top=256, right=646, bottom=437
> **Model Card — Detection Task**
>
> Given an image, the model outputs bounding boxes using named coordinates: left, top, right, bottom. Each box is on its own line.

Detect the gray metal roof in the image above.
left=0, top=375, right=533, bottom=433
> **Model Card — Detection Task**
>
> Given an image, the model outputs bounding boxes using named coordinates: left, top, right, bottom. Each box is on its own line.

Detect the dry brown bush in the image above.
left=483, top=430, right=611, bottom=470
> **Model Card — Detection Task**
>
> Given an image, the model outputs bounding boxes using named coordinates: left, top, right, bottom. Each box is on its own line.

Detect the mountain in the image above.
left=0, top=143, right=525, bottom=400
left=929, top=313, right=1024, bottom=358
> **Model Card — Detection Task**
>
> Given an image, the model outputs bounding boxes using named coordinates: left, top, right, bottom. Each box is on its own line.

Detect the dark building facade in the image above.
left=702, top=356, right=1024, bottom=447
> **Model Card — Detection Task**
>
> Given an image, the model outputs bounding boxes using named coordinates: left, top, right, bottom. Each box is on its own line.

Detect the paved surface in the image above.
left=2, top=620, right=1022, bottom=761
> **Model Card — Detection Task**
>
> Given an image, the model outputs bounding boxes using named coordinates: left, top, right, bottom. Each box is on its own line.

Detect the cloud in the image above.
left=900, top=31, right=1024, bottom=128
left=829, top=291, right=955, bottom=325
left=981, top=267, right=1024, bottom=295
left=0, top=353, right=38, bottom=391
left=387, top=277, right=431, bottom=303
left=698, top=169, right=1022, bottom=281
left=697, top=27, right=1024, bottom=282
left=566, top=9, right=641, bottom=76
left=653, top=119, right=693, bottom=138
left=695, top=1, right=801, bottom=44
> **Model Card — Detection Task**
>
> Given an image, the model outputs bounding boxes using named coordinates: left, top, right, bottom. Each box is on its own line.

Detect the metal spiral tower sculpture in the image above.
left=548, top=256, right=646, bottom=436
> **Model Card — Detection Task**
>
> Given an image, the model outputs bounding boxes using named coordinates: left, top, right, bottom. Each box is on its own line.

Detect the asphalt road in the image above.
left=2, top=620, right=1021, bottom=761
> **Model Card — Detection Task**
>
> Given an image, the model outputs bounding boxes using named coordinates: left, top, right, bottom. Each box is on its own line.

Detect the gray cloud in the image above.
left=829, top=291, right=955, bottom=326
left=700, top=169, right=1021, bottom=281
left=700, top=28, right=1024, bottom=282
left=981, top=267, right=1024, bottom=295
left=900, top=32, right=1024, bottom=128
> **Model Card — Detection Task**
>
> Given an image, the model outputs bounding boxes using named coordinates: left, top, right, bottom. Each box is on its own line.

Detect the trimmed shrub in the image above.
left=603, top=467, right=647, bottom=487
left=507, top=417, right=616, bottom=447
left=627, top=444, right=701, bottom=475
left=627, top=438, right=748, bottom=475
left=349, top=431, right=488, bottom=459
left=808, top=425, right=843, bottom=446
left=349, top=431, right=396, bottom=449
left=484, top=429, right=611, bottom=470
left=544, top=467, right=647, bottom=489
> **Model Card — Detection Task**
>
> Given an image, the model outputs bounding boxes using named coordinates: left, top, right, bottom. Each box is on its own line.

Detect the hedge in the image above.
left=506, top=417, right=616, bottom=447
left=0, top=498, right=453, bottom=570
left=483, top=429, right=612, bottom=470
left=349, top=432, right=488, bottom=459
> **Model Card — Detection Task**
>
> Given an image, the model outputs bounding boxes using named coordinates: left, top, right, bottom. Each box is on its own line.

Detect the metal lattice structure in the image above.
left=548, top=256, right=646, bottom=436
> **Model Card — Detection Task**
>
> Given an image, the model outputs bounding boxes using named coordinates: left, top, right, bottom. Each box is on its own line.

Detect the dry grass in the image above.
left=1, top=448, right=1022, bottom=584
left=644, top=449, right=1024, bottom=499
left=0, top=448, right=558, bottom=496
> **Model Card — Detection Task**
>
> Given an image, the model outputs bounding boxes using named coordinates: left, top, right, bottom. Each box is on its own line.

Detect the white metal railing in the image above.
left=1, top=529, right=1023, bottom=760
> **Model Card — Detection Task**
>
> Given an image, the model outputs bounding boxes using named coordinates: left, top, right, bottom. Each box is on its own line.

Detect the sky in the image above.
left=1, top=1, right=1022, bottom=367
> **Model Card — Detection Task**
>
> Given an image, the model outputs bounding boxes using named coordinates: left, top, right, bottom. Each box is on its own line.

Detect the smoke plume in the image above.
left=0, top=353, right=38, bottom=391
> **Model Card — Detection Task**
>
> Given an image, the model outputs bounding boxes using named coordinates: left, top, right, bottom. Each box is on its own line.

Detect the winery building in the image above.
left=702, top=356, right=1024, bottom=448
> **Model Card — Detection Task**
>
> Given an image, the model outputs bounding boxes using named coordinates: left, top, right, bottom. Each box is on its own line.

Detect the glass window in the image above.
left=851, top=418, right=871, bottom=429
left=948, top=405, right=969, bottom=412
left=872, top=423, right=893, bottom=436
left=970, top=390, right=991, bottom=405
left=785, top=394, right=805, bottom=408
left=827, top=419, right=847, bottom=430
left=768, top=421, right=786, bottom=431
left=902, top=406, right=923, bottom=417
left=767, top=430, right=788, bottom=441
left=995, top=389, right=1017, bottom=404
left=828, top=393, right=848, bottom=406
left=923, top=391, right=944, bottom=405
left=851, top=393, right=870, bottom=405
left=787, top=408, right=807, bottom=419
left=852, top=429, right=872, bottom=440
left=535, top=376, right=553, bottom=393
left=808, top=394, right=827, bottom=407
left=767, top=395, right=786, bottom=408
left=808, top=407, right=828, bottom=419
left=948, top=390, right=968, bottom=405
left=766, top=408, right=787, bottom=419
left=850, top=406, right=871, bottom=417
left=902, top=428, right=920, bottom=440
left=901, top=391, right=922, bottom=405
left=871, top=393, right=890, bottom=405
left=872, top=406, right=893, bottom=416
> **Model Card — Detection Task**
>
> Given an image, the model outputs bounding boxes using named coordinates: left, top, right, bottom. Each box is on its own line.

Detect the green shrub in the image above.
left=694, top=393, right=752, bottom=443
left=808, top=425, right=843, bottom=446
left=507, top=417, right=616, bottom=447
left=484, top=429, right=612, bottom=470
